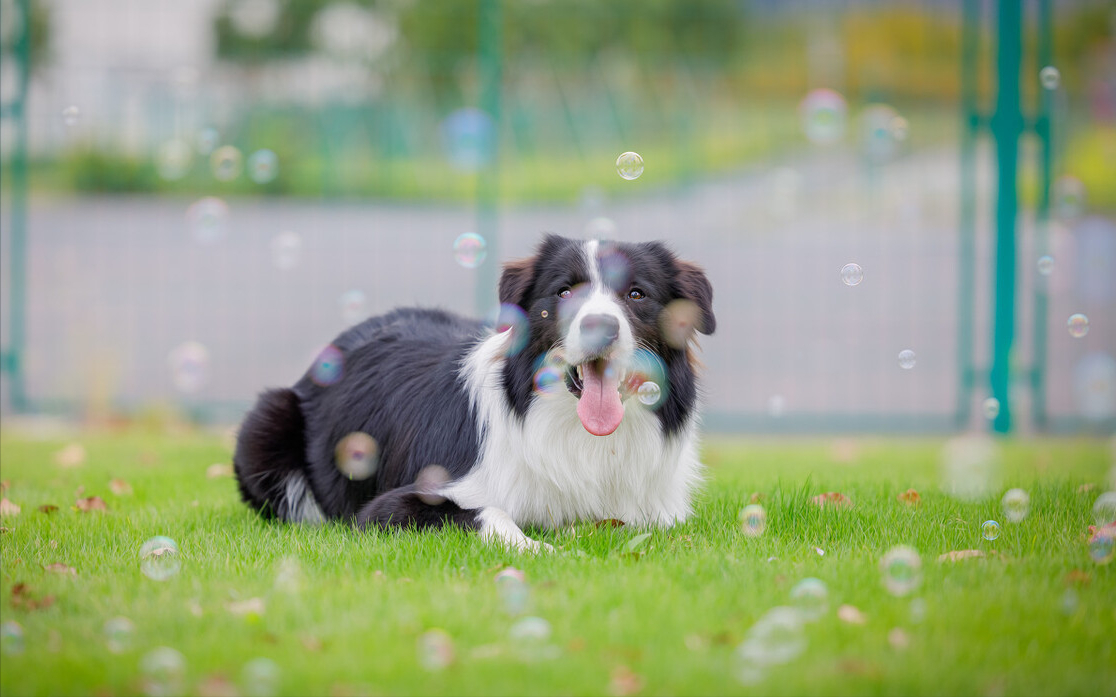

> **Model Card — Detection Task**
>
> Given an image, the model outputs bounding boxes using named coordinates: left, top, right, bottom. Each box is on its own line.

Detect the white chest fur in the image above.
left=444, top=333, right=704, bottom=529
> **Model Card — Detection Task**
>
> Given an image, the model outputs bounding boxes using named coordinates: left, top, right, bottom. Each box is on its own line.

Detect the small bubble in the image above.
left=659, top=299, right=702, bottom=348
left=334, top=432, right=379, bottom=481
left=1068, top=314, right=1089, bottom=338
left=210, top=145, right=243, bottom=181
left=140, top=647, right=186, bottom=697
left=800, top=88, right=847, bottom=145
left=140, top=536, right=181, bottom=581
left=615, top=151, right=644, bottom=180
left=789, top=578, right=828, bottom=622
left=767, top=394, right=787, bottom=418
left=417, top=629, right=454, bottom=671
left=415, top=465, right=450, bottom=506
left=196, top=127, right=219, bottom=155
left=981, top=519, right=1001, bottom=541
left=533, top=364, right=564, bottom=395
left=880, top=545, right=922, bottom=597
left=453, top=232, right=487, bottom=269
left=155, top=140, right=193, bottom=181
left=185, top=196, right=229, bottom=244
left=309, top=345, right=343, bottom=386
left=982, top=398, right=1000, bottom=420
left=1039, top=66, right=1061, bottom=90
left=1, top=621, right=24, bottom=655
left=167, top=341, right=209, bottom=393
left=269, top=231, right=302, bottom=271
left=104, top=616, right=135, bottom=654
left=1001, top=488, right=1030, bottom=523
left=61, top=105, right=80, bottom=127
left=840, top=263, right=863, bottom=286
left=637, top=381, right=662, bottom=407
left=509, top=616, right=551, bottom=642
left=496, top=569, right=530, bottom=615
left=1037, top=256, right=1054, bottom=276
left=1055, top=176, right=1086, bottom=218
left=1094, top=491, right=1116, bottom=526
left=1089, top=528, right=1115, bottom=564
left=585, top=216, right=618, bottom=240
left=491, top=303, right=529, bottom=356
left=338, top=289, right=366, bottom=325
left=736, top=607, right=805, bottom=668
left=898, top=349, right=917, bottom=370
left=241, top=657, right=281, bottom=697
left=247, top=149, right=278, bottom=184
left=739, top=504, right=767, bottom=537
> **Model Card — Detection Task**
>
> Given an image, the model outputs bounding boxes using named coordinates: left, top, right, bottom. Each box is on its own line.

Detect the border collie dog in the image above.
left=234, top=234, right=715, bottom=551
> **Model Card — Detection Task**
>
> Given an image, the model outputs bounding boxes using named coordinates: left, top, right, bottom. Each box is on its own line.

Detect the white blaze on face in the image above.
left=563, top=240, right=636, bottom=436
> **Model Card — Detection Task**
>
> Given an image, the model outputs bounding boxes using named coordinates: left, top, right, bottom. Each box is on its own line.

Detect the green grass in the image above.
left=0, top=430, right=1113, bottom=696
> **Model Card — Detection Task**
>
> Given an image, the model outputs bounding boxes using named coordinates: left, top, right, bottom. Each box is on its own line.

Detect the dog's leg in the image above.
left=356, top=486, right=551, bottom=553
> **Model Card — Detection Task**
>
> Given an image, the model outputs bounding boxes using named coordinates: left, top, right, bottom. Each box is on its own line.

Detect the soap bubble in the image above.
left=898, top=349, right=917, bottom=370
left=800, top=88, right=847, bottom=145
left=859, top=103, right=904, bottom=162
left=496, top=568, right=530, bottom=615
left=1089, top=527, right=1115, bottom=564
left=615, top=151, right=644, bottom=180
left=659, top=299, right=703, bottom=348
left=186, top=196, right=229, bottom=244
left=417, top=629, right=454, bottom=671
left=941, top=435, right=1001, bottom=501
left=1054, top=176, right=1086, bottom=219
left=1001, top=488, right=1030, bottom=523
left=1037, top=256, right=1054, bottom=276
left=1, top=621, right=24, bottom=655
left=104, top=617, right=135, bottom=653
left=168, top=341, right=209, bottom=393
left=270, top=231, right=301, bottom=270
left=334, top=432, right=379, bottom=481
left=880, top=545, right=922, bottom=597
left=415, top=465, right=450, bottom=506
left=739, top=504, right=767, bottom=537
left=489, top=303, right=529, bottom=356
left=1039, top=66, right=1060, bottom=90
left=241, top=657, right=281, bottom=697
left=441, top=108, right=495, bottom=172
left=509, top=616, right=551, bottom=642
left=338, top=289, right=366, bottom=325
left=1095, top=491, right=1116, bottom=526
left=599, top=246, right=633, bottom=293
left=840, top=263, right=863, bottom=286
left=982, top=398, right=1000, bottom=420
left=789, top=578, right=828, bottom=622
left=453, top=232, right=487, bottom=269
left=736, top=607, right=806, bottom=667
left=140, top=536, right=181, bottom=581
left=1068, top=314, right=1089, bottom=338
left=140, top=647, right=186, bottom=697
left=210, top=145, right=243, bottom=181
left=248, top=149, right=279, bottom=184
left=767, top=394, right=787, bottom=418
left=585, top=216, right=618, bottom=240
left=981, top=519, right=1001, bottom=541
left=533, top=362, right=565, bottom=396
left=61, top=105, right=81, bottom=127
left=196, top=127, right=219, bottom=155
left=156, top=139, right=193, bottom=181
left=309, top=345, right=343, bottom=386
left=637, top=381, right=662, bottom=407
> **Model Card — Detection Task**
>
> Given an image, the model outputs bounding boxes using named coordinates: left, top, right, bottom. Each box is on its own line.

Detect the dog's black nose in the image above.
left=580, top=314, right=620, bottom=353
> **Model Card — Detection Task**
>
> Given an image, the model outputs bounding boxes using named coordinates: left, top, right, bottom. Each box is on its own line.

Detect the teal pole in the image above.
left=1031, top=0, right=1054, bottom=431
left=989, top=0, right=1023, bottom=434
left=475, top=0, right=502, bottom=316
left=955, top=0, right=979, bottom=429
left=6, top=0, right=32, bottom=412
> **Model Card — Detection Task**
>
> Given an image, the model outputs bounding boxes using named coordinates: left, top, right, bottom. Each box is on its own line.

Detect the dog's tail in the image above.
left=233, top=388, right=325, bottom=523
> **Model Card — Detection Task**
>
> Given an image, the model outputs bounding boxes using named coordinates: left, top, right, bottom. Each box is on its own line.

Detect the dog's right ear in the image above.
left=498, top=256, right=535, bottom=308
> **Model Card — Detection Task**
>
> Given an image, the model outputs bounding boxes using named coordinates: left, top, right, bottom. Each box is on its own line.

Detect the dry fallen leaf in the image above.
left=811, top=492, right=852, bottom=508
left=0, top=527, right=10, bottom=534
left=226, top=597, right=266, bottom=616
left=1076, top=483, right=1097, bottom=494
left=195, top=675, right=239, bottom=697
left=206, top=463, right=233, bottom=479
left=596, top=518, right=625, bottom=528
left=897, top=489, right=921, bottom=506
left=938, top=549, right=985, bottom=562
left=10, top=582, right=56, bottom=611
left=54, top=443, right=86, bottom=468
left=888, top=627, right=910, bottom=650
left=837, top=604, right=867, bottom=625
left=1064, top=570, right=1091, bottom=586
left=45, top=563, right=76, bottom=576
left=37, top=504, right=59, bottom=515
left=0, top=498, right=22, bottom=516
left=609, top=665, right=645, bottom=697
left=75, top=496, right=107, bottom=512
left=301, top=634, right=324, bottom=652
left=108, top=479, right=133, bottom=496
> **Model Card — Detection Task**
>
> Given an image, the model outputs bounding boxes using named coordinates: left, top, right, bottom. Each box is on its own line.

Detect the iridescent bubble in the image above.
left=248, top=149, right=279, bottom=184
left=739, top=504, right=767, bottom=537
left=1089, top=527, right=1115, bottom=564
left=1001, top=488, right=1030, bottom=523
left=210, top=145, right=243, bottom=181
left=310, top=345, right=343, bottom=386
left=1060, top=589, right=1079, bottom=615
left=859, top=103, right=903, bottom=163
left=1037, top=256, right=1054, bottom=276
left=637, top=381, right=662, bottom=407
left=533, top=363, right=564, bottom=395
left=417, top=629, right=454, bottom=671
left=509, top=616, right=551, bottom=642
left=140, top=536, right=181, bottom=581
left=415, top=465, right=450, bottom=505
left=489, top=303, right=529, bottom=356
left=890, top=116, right=910, bottom=142
left=1095, top=491, right=1116, bottom=526
left=241, top=657, right=281, bottom=697
left=659, top=299, right=702, bottom=349
left=615, top=151, right=644, bottom=180
left=941, top=435, right=1001, bottom=501
left=140, top=647, right=186, bottom=697
left=1, top=621, right=24, bottom=655
left=898, top=349, right=917, bottom=370
left=155, top=139, right=193, bottom=181
left=981, top=520, right=1001, bottom=541
left=840, top=263, right=863, bottom=287
left=585, top=216, right=618, bottom=240
left=1039, top=66, right=1061, bottom=90
left=269, top=231, right=301, bottom=270
left=789, top=578, right=828, bottom=622
left=767, top=394, right=786, bottom=418
left=599, top=246, right=632, bottom=293
left=880, top=545, right=922, bottom=597
left=909, top=598, right=927, bottom=624
left=496, top=568, right=530, bottom=615
left=1068, top=313, right=1089, bottom=338
left=338, top=289, right=366, bottom=325
left=104, top=616, right=135, bottom=654
left=61, top=105, right=80, bottom=127
left=800, top=88, right=847, bottom=145
left=334, top=432, right=379, bottom=481
left=982, top=398, right=1001, bottom=420
left=196, top=127, right=219, bottom=155
left=441, top=108, right=495, bottom=172
left=186, top=196, right=229, bottom=244
left=1055, top=176, right=1086, bottom=219
left=736, top=607, right=806, bottom=667
left=453, top=232, right=487, bottom=269
left=167, top=341, right=209, bottom=393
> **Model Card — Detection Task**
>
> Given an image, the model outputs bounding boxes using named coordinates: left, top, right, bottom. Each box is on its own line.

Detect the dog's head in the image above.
left=498, top=234, right=715, bottom=436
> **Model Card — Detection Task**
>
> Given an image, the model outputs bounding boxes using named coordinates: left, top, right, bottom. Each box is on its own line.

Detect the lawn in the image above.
left=0, top=429, right=1113, bottom=696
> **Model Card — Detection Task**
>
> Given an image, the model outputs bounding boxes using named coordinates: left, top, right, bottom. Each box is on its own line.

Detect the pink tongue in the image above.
left=576, top=363, right=625, bottom=436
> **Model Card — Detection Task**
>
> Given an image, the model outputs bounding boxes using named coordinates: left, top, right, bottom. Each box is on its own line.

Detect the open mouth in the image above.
left=563, top=358, right=632, bottom=437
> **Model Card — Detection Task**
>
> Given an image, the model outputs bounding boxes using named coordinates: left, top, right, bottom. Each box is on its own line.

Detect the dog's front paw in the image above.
left=477, top=507, right=552, bottom=554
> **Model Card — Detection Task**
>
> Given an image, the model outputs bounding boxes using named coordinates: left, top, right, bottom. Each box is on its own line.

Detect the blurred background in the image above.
left=0, top=0, right=1113, bottom=435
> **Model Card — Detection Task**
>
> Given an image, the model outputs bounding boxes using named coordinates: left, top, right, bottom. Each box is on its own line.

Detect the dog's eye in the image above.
left=627, top=288, right=645, bottom=301
left=558, top=288, right=572, bottom=299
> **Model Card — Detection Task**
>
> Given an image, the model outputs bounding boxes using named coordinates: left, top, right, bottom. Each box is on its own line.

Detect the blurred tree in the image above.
left=0, top=0, right=52, bottom=72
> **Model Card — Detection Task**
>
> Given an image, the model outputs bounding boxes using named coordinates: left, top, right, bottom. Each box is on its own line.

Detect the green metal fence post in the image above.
left=1031, top=0, right=1054, bottom=431
left=475, top=0, right=502, bottom=317
left=956, top=0, right=980, bottom=429
left=989, top=0, right=1023, bottom=434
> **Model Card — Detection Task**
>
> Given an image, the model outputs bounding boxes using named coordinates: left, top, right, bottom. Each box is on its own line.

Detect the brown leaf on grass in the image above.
left=0, top=527, right=10, bottom=534
left=888, top=628, right=910, bottom=650
left=45, top=563, right=76, bottom=576
left=53, top=443, right=86, bottom=468
left=938, top=549, right=985, bottom=562
left=897, top=488, right=921, bottom=506
left=839, top=659, right=883, bottom=678
left=206, top=463, right=233, bottom=479
left=837, top=604, right=867, bottom=625
left=1076, top=483, right=1097, bottom=494
left=10, top=582, right=56, bottom=611
left=1064, top=570, right=1091, bottom=586
left=108, top=479, right=133, bottom=496
left=609, top=666, right=645, bottom=697
left=195, top=675, right=239, bottom=697
left=301, top=634, right=324, bottom=651
left=1, top=498, right=22, bottom=516
left=596, top=518, right=625, bottom=528
left=75, top=496, right=107, bottom=512
left=37, top=504, right=59, bottom=515
left=811, top=492, right=852, bottom=508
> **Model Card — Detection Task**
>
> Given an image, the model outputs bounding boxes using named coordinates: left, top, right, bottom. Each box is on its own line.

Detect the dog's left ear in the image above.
left=674, top=260, right=716, bottom=335
left=498, top=256, right=535, bottom=308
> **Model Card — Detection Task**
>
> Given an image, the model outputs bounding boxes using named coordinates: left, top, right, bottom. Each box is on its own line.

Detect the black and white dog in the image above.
left=234, top=234, right=715, bottom=551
